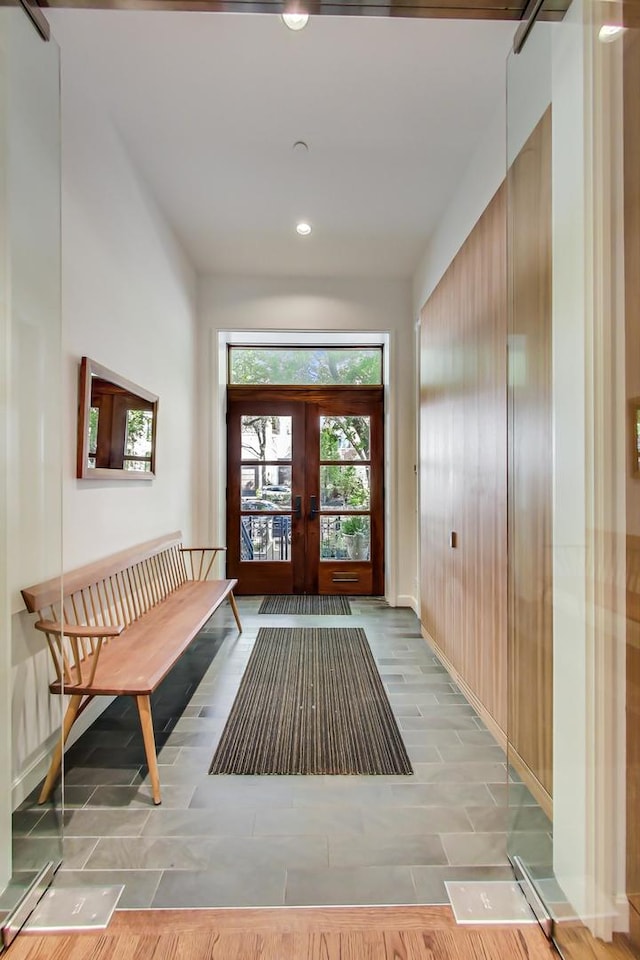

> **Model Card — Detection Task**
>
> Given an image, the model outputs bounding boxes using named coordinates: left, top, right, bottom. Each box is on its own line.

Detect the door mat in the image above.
left=258, top=595, right=352, bottom=615
left=209, top=627, right=412, bottom=775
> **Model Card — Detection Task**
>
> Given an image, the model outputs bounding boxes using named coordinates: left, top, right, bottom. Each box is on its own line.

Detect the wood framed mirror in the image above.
left=77, top=357, right=158, bottom=480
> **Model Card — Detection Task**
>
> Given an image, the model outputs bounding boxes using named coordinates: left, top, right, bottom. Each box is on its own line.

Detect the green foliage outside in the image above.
left=88, top=407, right=99, bottom=455
left=320, top=416, right=370, bottom=508
left=230, top=347, right=381, bottom=386
left=125, top=409, right=153, bottom=456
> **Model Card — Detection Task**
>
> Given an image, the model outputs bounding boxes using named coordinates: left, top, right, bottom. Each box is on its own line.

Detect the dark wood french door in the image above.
left=226, top=385, right=384, bottom=596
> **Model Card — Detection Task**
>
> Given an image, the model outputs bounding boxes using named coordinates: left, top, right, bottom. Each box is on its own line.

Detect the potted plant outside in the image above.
left=341, top=516, right=370, bottom=560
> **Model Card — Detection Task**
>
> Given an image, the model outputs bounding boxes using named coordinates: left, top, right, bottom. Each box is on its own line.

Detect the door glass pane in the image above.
left=320, top=516, right=370, bottom=561
left=0, top=6, right=63, bottom=920
left=240, top=514, right=291, bottom=562
left=241, top=415, right=292, bottom=461
left=230, top=347, right=382, bottom=385
left=241, top=466, right=291, bottom=507
left=320, top=465, right=370, bottom=510
left=320, top=416, right=370, bottom=461
left=507, top=2, right=634, bottom=955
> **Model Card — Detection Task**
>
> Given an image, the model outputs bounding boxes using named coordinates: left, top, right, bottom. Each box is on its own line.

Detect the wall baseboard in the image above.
left=508, top=744, right=553, bottom=821
left=420, top=623, right=507, bottom=751
left=614, top=894, right=630, bottom=933
left=12, top=696, right=113, bottom=810
left=420, top=622, right=557, bottom=822
left=396, top=594, right=418, bottom=613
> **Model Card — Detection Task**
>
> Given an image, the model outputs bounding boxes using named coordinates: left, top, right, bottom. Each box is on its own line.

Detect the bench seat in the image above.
left=21, top=532, right=241, bottom=806
left=47, top=580, right=236, bottom=697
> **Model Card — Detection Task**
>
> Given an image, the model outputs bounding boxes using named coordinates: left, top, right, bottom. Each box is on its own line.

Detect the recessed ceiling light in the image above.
left=282, top=11, right=309, bottom=30
left=598, top=23, right=625, bottom=42
left=296, top=222, right=312, bottom=236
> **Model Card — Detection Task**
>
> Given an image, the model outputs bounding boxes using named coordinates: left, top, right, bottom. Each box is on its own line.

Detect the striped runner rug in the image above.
left=258, top=595, right=352, bottom=616
left=209, top=627, right=412, bottom=776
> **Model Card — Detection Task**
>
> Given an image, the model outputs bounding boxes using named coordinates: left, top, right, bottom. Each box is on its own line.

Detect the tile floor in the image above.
left=10, top=598, right=553, bottom=910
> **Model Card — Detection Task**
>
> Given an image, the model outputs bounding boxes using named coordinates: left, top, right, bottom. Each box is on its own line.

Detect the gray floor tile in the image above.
left=84, top=745, right=181, bottom=768
left=285, top=866, right=417, bottom=906
left=329, top=833, right=447, bottom=868
left=406, top=747, right=441, bottom=763
left=142, top=807, right=255, bottom=837
left=457, top=730, right=500, bottom=747
left=52, top=869, right=162, bottom=909
left=202, top=836, right=329, bottom=871
left=407, top=762, right=506, bottom=784
left=134, top=762, right=213, bottom=787
left=159, top=731, right=216, bottom=748
left=361, top=806, right=473, bottom=835
left=86, top=784, right=195, bottom=808
left=437, top=744, right=506, bottom=763
left=401, top=730, right=462, bottom=746
left=164, top=716, right=224, bottom=733
left=293, top=782, right=396, bottom=807
left=390, top=705, right=424, bottom=717
left=386, top=682, right=457, bottom=695
left=465, top=805, right=552, bottom=834
left=388, top=694, right=439, bottom=707
left=508, top=831, right=554, bottom=865
left=12, top=836, right=96, bottom=871
left=190, top=778, right=295, bottom=809
left=441, top=832, right=509, bottom=866
left=391, top=783, right=496, bottom=807
left=152, top=866, right=286, bottom=908
left=86, top=836, right=222, bottom=870
left=11, top=810, right=47, bottom=837
left=399, top=716, right=480, bottom=731
left=254, top=806, right=363, bottom=837
left=64, top=766, right=141, bottom=787
left=488, top=783, right=539, bottom=806
left=64, top=809, right=151, bottom=837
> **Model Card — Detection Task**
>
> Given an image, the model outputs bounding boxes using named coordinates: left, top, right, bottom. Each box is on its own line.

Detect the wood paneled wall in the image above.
left=419, top=183, right=508, bottom=736
left=419, top=110, right=553, bottom=816
left=625, top=28, right=640, bottom=938
left=506, top=108, right=553, bottom=805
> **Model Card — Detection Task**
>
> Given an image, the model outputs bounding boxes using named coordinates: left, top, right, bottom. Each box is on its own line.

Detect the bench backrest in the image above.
left=22, top=532, right=187, bottom=623
left=22, top=532, right=227, bottom=689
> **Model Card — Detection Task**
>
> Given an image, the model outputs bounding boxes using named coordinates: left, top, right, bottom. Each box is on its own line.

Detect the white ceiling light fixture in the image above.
left=598, top=23, right=626, bottom=42
left=281, top=11, right=309, bottom=30
left=296, top=221, right=312, bottom=236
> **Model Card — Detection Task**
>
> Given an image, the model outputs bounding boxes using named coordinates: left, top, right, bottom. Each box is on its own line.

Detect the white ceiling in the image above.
left=49, top=10, right=515, bottom=279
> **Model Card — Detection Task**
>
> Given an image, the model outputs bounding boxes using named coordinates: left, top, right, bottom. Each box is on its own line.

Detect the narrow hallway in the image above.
left=12, top=599, right=551, bottom=910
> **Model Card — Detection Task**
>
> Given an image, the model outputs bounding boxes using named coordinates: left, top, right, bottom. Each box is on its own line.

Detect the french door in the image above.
left=226, top=385, right=384, bottom=596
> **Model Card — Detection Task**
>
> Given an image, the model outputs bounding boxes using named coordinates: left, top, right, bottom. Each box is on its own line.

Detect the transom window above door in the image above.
left=228, top=346, right=382, bottom=386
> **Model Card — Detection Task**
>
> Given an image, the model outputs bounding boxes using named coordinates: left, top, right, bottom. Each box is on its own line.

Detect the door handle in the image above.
left=294, top=496, right=302, bottom=519
left=309, top=495, right=318, bottom=520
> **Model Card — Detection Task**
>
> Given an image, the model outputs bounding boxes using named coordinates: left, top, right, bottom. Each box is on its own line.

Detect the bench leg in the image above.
left=136, top=695, right=161, bottom=805
left=38, top=693, right=83, bottom=805
left=229, top=591, right=243, bottom=633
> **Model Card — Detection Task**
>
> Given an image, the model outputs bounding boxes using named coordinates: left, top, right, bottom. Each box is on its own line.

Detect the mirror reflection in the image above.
left=77, top=357, right=158, bottom=479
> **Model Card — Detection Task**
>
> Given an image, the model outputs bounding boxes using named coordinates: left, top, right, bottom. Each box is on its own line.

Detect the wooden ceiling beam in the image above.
left=36, top=0, right=569, bottom=20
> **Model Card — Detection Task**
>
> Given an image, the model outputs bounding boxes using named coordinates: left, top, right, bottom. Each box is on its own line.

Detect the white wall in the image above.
left=11, top=40, right=199, bottom=805
left=412, top=95, right=508, bottom=316
left=197, top=275, right=417, bottom=608
left=60, top=83, right=198, bottom=567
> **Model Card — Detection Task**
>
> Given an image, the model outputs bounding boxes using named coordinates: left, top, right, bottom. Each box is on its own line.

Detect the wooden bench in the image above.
left=21, top=532, right=242, bottom=806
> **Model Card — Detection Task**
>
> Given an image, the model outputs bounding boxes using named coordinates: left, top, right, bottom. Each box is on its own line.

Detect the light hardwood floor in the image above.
left=9, top=906, right=560, bottom=960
